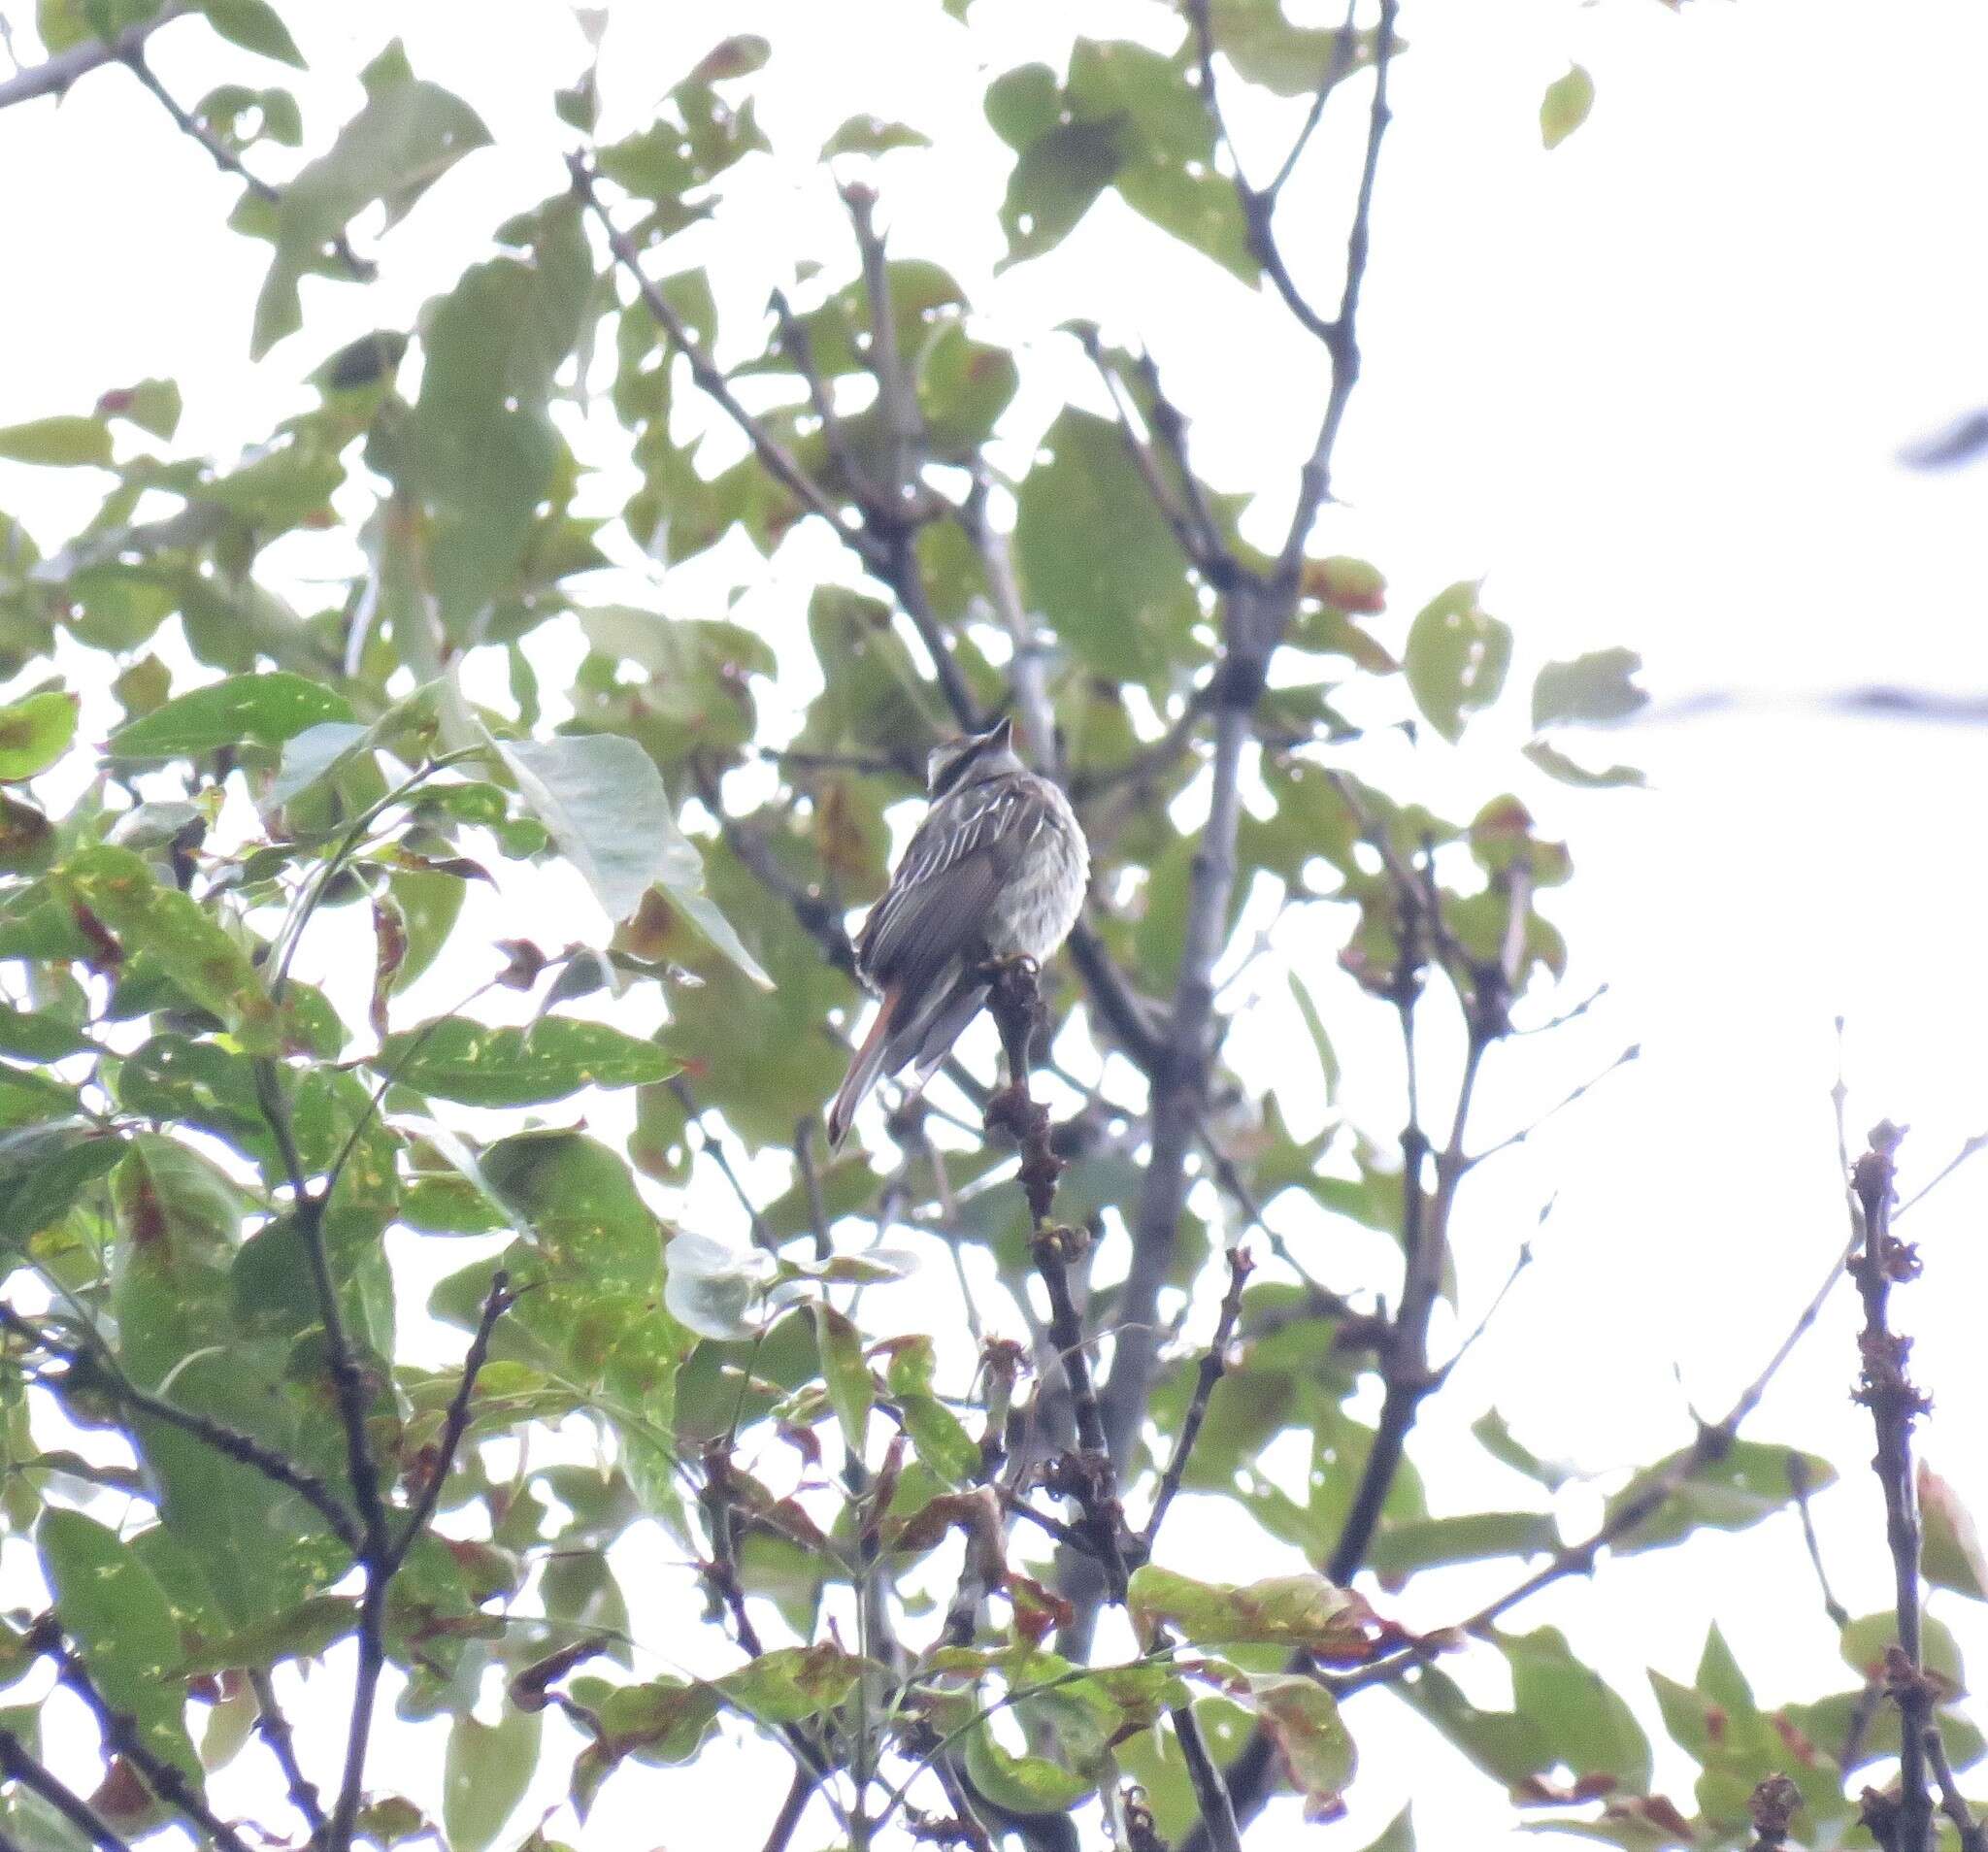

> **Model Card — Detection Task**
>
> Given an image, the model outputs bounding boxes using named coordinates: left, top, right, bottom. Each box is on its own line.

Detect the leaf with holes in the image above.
left=1404, top=581, right=1511, bottom=743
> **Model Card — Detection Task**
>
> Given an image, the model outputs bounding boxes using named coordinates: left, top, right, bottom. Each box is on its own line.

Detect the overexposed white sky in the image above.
left=6, top=1, right=1988, bottom=1846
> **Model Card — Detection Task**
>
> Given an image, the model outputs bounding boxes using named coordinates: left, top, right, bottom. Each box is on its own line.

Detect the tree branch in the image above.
left=54, top=1643, right=253, bottom=1852
left=0, top=1302, right=362, bottom=1555
left=1094, top=11, right=1401, bottom=1617
left=1848, top=1121, right=1935, bottom=1852
left=0, top=5, right=184, bottom=112
left=0, top=1730, right=129, bottom=1852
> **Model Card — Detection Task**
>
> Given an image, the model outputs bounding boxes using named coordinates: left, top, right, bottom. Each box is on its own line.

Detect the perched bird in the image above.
left=826, top=716, right=1089, bottom=1148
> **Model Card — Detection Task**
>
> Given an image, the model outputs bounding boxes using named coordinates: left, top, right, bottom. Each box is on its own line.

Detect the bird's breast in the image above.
left=986, top=788, right=1088, bottom=962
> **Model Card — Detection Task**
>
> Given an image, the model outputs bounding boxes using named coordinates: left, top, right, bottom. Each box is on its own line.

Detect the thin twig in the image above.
left=120, top=49, right=372, bottom=279
left=250, top=1064, right=388, bottom=1852
left=770, top=285, right=885, bottom=518
left=983, top=964, right=1132, bottom=1609
left=1077, top=328, right=1217, bottom=576
left=1924, top=1724, right=1988, bottom=1852
left=1143, top=1247, right=1252, bottom=1546
left=1788, top=1450, right=1849, bottom=1632
left=1896, top=1128, right=1988, bottom=1217
left=0, top=1731, right=130, bottom=1852
left=390, top=1272, right=514, bottom=1564
left=0, top=1302, right=361, bottom=1554
left=1465, top=1045, right=1640, bottom=1169
left=1328, top=1198, right=1877, bottom=1702
left=674, top=1077, right=776, bottom=1252
left=569, top=153, right=877, bottom=564
left=248, top=1669, right=325, bottom=1836
left=1172, top=1706, right=1242, bottom=1852
left=55, top=1645, right=253, bottom=1852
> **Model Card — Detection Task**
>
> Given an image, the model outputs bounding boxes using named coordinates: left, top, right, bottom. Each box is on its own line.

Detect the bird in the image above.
left=826, top=715, right=1089, bottom=1149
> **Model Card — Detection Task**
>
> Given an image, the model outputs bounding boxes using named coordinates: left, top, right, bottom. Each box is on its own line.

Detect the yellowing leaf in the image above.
left=1541, top=63, right=1595, bottom=149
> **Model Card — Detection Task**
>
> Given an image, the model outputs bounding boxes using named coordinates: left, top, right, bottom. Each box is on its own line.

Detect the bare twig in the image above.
left=1924, top=1724, right=1988, bottom=1852
left=1143, top=1247, right=1252, bottom=1546
left=1266, top=0, right=1364, bottom=197
left=983, top=965, right=1132, bottom=1609
left=248, top=1669, right=325, bottom=1836
left=0, top=4, right=185, bottom=111
left=250, top=1064, right=389, bottom=1852
left=1848, top=1121, right=1934, bottom=1852
left=1327, top=1198, right=1875, bottom=1702
left=391, top=1272, right=514, bottom=1563
left=1896, top=1128, right=1988, bottom=1217
left=1789, top=1451, right=1850, bottom=1632
left=1465, top=1044, right=1640, bottom=1169
left=674, top=1077, right=777, bottom=1252
left=1173, top=1705, right=1242, bottom=1852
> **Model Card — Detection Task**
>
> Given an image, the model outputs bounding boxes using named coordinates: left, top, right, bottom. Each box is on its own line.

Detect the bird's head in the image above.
left=926, top=715, right=1022, bottom=796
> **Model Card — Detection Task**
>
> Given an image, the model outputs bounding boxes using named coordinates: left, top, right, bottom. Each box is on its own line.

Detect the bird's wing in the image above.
left=855, top=778, right=1047, bottom=994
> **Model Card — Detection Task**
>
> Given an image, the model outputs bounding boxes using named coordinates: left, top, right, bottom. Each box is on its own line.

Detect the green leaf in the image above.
left=443, top=1707, right=542, bottom=1852
left=1921, top=1464, right=1988, bottom=1602
left=821, top=114, right=930, bottom=157
left=110, top=672, right=356, bottom=759
left=1530, top=648, right=1647, bottom=730
left=1521, top=739, right=1646, bottom=789
left=1368, top=1510, right=1558, bottom=1578
left=495, top=730, right=771, bottom=985
left=0, top=692, right=78, bottom=781
left=812, top=1301, right=874, bottom=1451
left=1841, top=1608, right=1966, bottom=1688
left=253, top=53, right=491, bottom=356
left=1248, top=1674, right=1355, bottom=1818
left=39, top=1509, right=199, bottom=1778
left=1015, top=407, right=1193, bottom=683
left=1607, top=1440, right=1836, bottom=1554
left=0, top=1127, right=124, bottom=1251
left=177, top=1594, right=358, bottom=1673
left=199, top=0, right=304, bottom=64
left=374, top=1017, right=677, bottom=1108
left=999, top=116, right=1126, bottom=265
left=1351, top=1809, right=1414, bottom=1852
left=0, top=415, right=110, bottom=468
left=1541, top=63, right=1596, bottom=149
left=717, top=1642, right=865, bottom=1724
left=1206, top=4, right=1386, bottom=99
left=54, top=845, right=280, bottom=1050
left=1403, top=580, right=1511, bottom=743
left=407, top=208, right=589, bottom=639
left=963, top=1727, right=1094, bottom=1816
left=1128, top=1567, right=1370, bottom=1652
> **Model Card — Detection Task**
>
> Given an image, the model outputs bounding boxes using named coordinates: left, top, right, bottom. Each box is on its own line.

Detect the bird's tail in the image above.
left=826, top=988, right=900, bottom=1150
